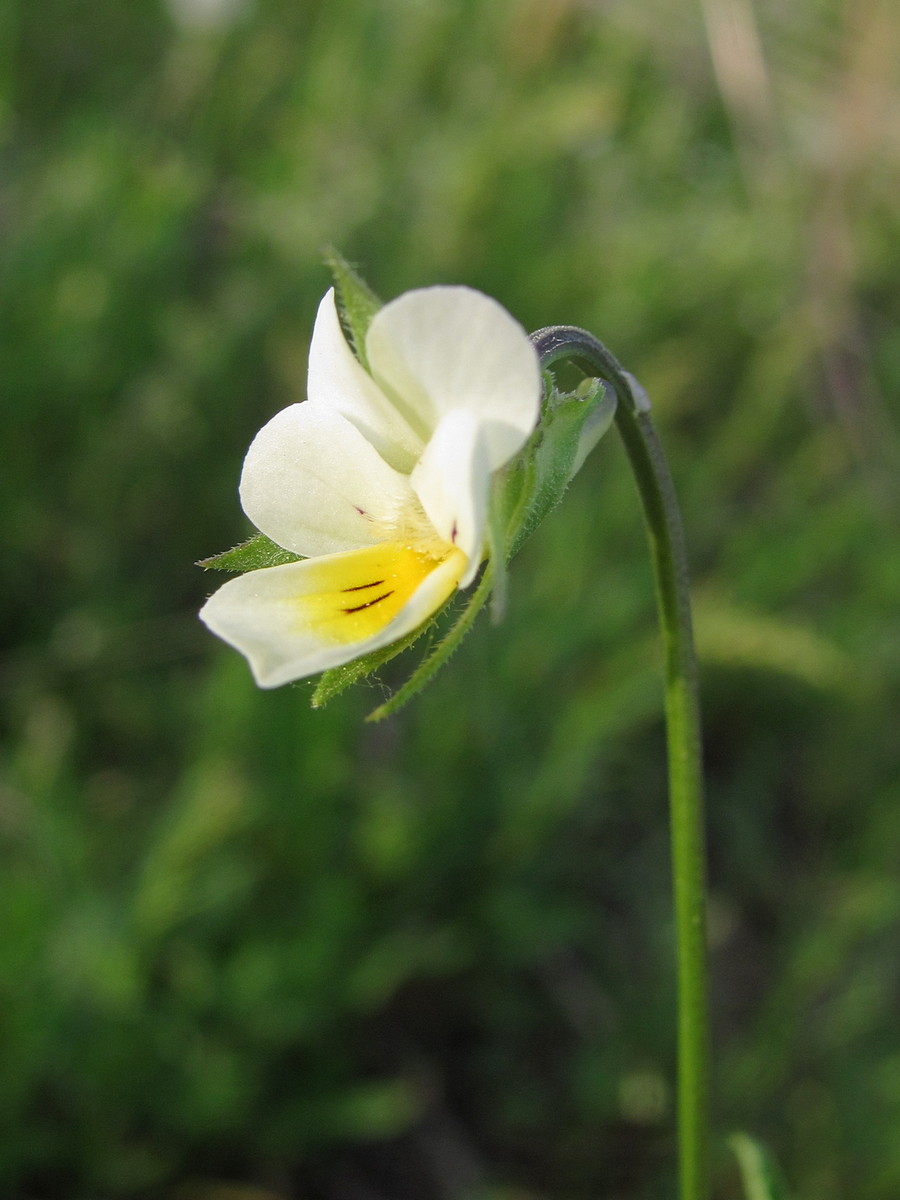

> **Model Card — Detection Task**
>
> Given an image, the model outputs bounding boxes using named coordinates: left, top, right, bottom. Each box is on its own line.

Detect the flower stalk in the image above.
left=531, top=326, right=711, bottom=1200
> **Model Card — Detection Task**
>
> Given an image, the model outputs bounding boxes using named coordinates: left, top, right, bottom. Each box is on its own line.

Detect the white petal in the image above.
left=199, top=542, right=466, bottom=687
left=365, top=286, right=541, bottom=470
left=410, top=410, right=489, bottom=588
left=240, top=403, right=413, bottom=557
left=307, top=289, right=423, bottom=472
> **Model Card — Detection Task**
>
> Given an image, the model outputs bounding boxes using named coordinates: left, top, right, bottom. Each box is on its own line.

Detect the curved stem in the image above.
left=532, top=326, right=710, bottom=1200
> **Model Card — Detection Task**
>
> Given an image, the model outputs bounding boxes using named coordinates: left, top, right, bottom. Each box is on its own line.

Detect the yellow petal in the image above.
left=296, top=541, right=462, bottom=644
left=200, top=541, right=468, bottom=687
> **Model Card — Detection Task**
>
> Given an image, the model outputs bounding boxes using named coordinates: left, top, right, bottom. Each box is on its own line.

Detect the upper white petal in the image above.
left=410, top=409, right=490, bottom=588
left=365, top=286, right=541, bottom=470
left=199, top=546, right=466, bottom=688
left=240, top=402, right=414, bottom=557
left=307, top=289, right=423, bottom=472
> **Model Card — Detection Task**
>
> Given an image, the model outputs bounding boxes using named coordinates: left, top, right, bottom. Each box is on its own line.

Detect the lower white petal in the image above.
left=240, top=403, right=413, bottom=558
left=410, top=409, right=490, bottom=588
left=199, top=542, right=466, bottom=688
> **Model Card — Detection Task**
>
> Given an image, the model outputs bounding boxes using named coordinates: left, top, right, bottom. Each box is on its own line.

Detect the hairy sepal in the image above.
left=499, top=377, right=615, bottom=560
left=366, top=565, right=494, bottom=722
left=310, top=615, right=442, bottom=708
left=324, top=248, right=383, bottom=370
left=198, top=532, right=304, bottom=572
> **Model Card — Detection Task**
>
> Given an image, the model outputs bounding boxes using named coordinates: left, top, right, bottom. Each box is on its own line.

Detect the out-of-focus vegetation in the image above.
left=2, top=0, right=899, bottom=1197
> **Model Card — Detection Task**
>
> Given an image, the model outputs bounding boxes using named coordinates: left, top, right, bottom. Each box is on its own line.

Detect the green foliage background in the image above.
left=2, top=0, right=899, bottom=1197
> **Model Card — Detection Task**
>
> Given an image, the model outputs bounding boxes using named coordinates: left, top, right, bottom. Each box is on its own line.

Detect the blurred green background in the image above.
left=3, top=0, right=900, bottom=1197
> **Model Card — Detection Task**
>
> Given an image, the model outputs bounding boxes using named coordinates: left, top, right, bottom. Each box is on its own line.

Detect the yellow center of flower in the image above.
left=294, top=541, right=465, bottom=644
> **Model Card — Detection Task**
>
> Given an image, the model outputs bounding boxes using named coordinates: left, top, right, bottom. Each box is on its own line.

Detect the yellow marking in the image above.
left=295, top=541, right=463, bottom=644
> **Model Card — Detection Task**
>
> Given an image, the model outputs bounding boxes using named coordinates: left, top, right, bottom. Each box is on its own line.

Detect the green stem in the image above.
left=532, top=327, right=710, bottom=1200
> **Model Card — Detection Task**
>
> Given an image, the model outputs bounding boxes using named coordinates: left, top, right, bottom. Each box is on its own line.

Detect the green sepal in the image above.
left=498, top=377, right=616, bottom=561
left=729, top=1133, right=791, bottom=1200
left=486, top=476, right=509, bottom=624
left=310, top=608, right=446, bottom=709
left=198, top=532, right=304, bottom=573
left=366, top=564, right=494, bottom=722
left=324, top=247, right=382, bottom=370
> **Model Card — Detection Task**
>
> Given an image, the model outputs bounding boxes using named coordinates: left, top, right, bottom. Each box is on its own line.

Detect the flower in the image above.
left=200, top=285, right=542, bottom=687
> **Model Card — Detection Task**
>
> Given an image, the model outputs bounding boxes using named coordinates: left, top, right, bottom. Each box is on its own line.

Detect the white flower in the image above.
left=200, top=286, right=541, bottom=687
